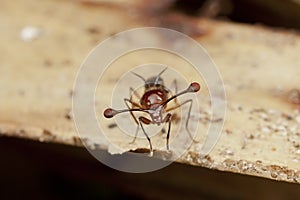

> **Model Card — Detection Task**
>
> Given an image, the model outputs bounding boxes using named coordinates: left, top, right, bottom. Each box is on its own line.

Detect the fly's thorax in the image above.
left=140, top=88, right=168, bottom=109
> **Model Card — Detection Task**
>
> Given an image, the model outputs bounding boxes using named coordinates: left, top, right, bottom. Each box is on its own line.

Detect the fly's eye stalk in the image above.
left=103, top=108, right=117, bottom=118
left=188, top=82, right=200, bottom=93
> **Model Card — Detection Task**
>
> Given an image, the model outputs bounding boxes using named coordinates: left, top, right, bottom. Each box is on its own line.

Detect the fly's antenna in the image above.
left=154, top=67, right=168, bottom=85
left=131, top=72, right=146, bottom=83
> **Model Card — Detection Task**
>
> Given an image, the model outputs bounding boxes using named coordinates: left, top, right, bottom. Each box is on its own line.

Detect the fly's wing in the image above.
left=129, top=86, right=144, bottom=108
left=164, top=84, right=180, bottom=110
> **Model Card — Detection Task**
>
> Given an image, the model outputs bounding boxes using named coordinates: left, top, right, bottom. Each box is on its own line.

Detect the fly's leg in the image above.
left=165, top=99, right=199, bottom=143
left=124, top=98, right=141, bottom=144
left=160, top=79, right=178, bottom=136
left=183, top=100, right=198, bottom=143
left=163, top=113, right=172, bottom=150
left=130, top=87, right=140, bottom=100
left=139, top=116, right=153, bottom=156
left=169, top=79, right=178, bottom=104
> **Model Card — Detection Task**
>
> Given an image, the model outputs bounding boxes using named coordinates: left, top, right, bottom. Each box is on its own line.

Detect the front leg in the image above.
left=139, top=116, right=153, bottom=155
left=124, top=98, right=141, bottom=144
left=165, top=100, right=199, bottom=143
left=163, top=113, right=172, bottom=150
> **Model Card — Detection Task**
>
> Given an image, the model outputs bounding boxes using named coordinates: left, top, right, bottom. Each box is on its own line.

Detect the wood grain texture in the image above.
left=1, top=0, right=300, bottom=183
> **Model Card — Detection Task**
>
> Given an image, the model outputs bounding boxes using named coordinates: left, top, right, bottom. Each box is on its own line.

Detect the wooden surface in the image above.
left=1, top=0, right=300, bottom=183
left=2, top=137, right=300, bottom=200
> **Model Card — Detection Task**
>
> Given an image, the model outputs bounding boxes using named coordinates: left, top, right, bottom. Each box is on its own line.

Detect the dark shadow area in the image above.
left=0, top=136, right=300, bottom=200
left=172, top=0, right=300, bottom=29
